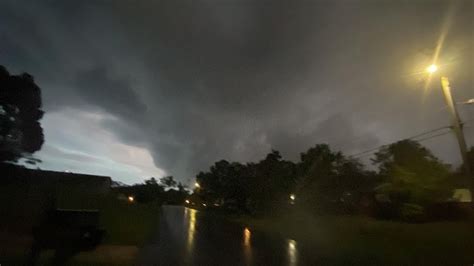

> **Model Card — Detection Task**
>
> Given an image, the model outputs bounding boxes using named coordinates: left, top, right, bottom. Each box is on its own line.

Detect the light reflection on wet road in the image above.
left=138, top=205, right=305, bottom=266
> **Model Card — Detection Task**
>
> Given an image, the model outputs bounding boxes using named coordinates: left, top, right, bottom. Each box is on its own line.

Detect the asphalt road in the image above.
left=137, top=205, right=304, bottom=266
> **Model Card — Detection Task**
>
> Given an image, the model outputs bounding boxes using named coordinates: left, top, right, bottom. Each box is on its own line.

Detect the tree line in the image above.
left=193, top=141, right=473, bottom=221
left=114, top=176, right=189, bottom=205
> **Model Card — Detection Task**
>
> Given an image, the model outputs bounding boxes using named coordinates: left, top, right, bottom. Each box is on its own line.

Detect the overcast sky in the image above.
left=1, top=0, right=472, bottom=184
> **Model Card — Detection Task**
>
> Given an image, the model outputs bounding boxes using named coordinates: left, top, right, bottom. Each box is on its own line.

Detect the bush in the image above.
left=400, top=203, right=425, bottom=222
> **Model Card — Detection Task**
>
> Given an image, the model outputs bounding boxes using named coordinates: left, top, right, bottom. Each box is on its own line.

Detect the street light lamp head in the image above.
left=426, top=64, right=438, bottom=74
left=194, top=182, right=200, bottom=188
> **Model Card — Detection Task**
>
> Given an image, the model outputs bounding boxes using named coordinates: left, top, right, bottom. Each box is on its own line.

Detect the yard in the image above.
left=230, top=209, right=474, bottom=265
left=0, top=193, right=160, bottom=265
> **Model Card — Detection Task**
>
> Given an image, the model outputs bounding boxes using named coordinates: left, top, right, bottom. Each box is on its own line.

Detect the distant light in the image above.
left=195, top=182, right=201, bottom=188
left=202, top=203, right=207, bottom=207
left=426, top=64, right=438, bottom=74
left=288, top=239, right=296, bottom=250
left=128, top=196, right=134, bottom=203
left=185, top=199, right=190, bottom=204
left=213, top=203, right=220, bottom=207
left=287, top=239, right=297, bottom=265
left=290, top=194, right=296, bottom=200
left=453, top=188, right=472, bottom=202
left=466, top=99, right=474, bottom=105
left=244, top=227, right=251, bottom=246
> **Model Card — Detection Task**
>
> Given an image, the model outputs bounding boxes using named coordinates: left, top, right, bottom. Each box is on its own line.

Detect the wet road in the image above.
left=137, top=205, right=305, bottom=266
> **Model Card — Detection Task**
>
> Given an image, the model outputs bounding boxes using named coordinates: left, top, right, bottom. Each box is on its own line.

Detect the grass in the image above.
left=228, top=209, right=474, bottom=265
left=99, top=197, right=160, bottom=245
left=54, top=191, right=161, bottom=245
left=0, top=193, right=160, bottom=265
left=53, top=194, right=161, bottom=265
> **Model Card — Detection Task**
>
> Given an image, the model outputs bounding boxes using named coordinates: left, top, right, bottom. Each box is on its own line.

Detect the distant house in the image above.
left=0, top=163, right=111, bottom=196
left=0, top=163, right=112, bottom=229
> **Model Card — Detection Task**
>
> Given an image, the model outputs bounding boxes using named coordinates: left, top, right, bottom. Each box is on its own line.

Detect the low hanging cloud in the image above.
left=0, top=0, right=472, bottom=183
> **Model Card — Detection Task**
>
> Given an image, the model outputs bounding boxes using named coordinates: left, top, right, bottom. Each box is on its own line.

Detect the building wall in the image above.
left=0, top=163, right=112, bottom=230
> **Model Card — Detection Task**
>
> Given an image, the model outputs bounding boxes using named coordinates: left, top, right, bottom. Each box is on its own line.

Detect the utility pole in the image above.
left=440, top=77, right=472, bottom=201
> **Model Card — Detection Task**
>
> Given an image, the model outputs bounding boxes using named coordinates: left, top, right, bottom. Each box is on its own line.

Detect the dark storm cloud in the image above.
left=74, top=67, right=147, bottom=122
left=0, top=0, right=472, bottom=182
left=267, top=114, right=381, bottom=160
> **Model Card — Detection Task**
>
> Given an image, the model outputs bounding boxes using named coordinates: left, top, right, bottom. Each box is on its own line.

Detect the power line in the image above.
left=348, top=125, right=451, bottom=159
left=348, top=146, right=386, bottom=158
left=414, top=131, right=452, bottom=142
left=406, top=125, right=451, bottom=140
left=347, top=103, right=472, bottom=160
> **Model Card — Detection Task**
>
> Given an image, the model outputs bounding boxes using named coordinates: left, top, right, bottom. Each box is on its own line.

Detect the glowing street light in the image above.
left=426, top=64, right=438, bottom=74
left=289, top=194, right=296, bottom=205
left=194, top=182, right=201, bottom=188
left=185, top=199, right=190, bottom=204
left=128, top=196, right=134, bottom=203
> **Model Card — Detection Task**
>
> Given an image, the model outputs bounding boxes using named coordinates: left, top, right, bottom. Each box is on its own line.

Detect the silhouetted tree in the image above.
left=145, top=177, right=159, bottom=185
left=196, top=160, right=250, bottom=210
left=372, top=140, right=453, bottom=219
left=293, top=144, right=376, bottom=213
left=296, top=144, right=343, bottom=210
left=0, top=66, right=44, bottom=162
left=195, top=150, right=298, bottom=215
left=133, top=177, right=164, bottom=203
left=177, top=182, right=187, bottom=193
left=160, top=176, right=177, bottom=189
left=163, top=182, right=189, bottom=205
left=248, top=150, right=296, bottom=215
